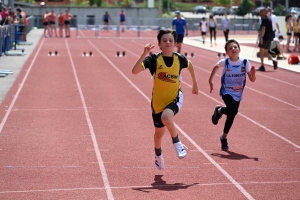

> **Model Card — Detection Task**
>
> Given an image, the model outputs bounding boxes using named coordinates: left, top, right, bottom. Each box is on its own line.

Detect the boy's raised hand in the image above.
left=143, top=43, right=155, bottom=55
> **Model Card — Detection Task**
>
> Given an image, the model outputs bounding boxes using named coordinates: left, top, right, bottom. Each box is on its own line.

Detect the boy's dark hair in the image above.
left=157, top=28, right=177, bottom=43
left=224, top=39, right=240, bottom=52
left=278, top=35, right=284, bottom=40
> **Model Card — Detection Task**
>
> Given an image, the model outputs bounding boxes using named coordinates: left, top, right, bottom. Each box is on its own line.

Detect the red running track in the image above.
left=0, top=30, right=299, bottom=200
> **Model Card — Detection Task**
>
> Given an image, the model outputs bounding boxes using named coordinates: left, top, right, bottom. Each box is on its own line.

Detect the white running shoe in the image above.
left=155, top=155, right=164, bottom=170
left=173, top=141, right=187, bottom=159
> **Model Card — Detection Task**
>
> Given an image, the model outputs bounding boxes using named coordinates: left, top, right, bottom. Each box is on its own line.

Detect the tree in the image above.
left=236, top=0, right=254, bottom=16
left=96, top=0, right=102, bottom=7
left=213, top=0, right=235, bottom=8
left=89, top=0, right=95, bottom=6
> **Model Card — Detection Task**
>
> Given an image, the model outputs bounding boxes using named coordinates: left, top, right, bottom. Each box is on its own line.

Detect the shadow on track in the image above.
left=211, top=151, right=259, bottom=161
left=132, top=175, right=198, bottom=193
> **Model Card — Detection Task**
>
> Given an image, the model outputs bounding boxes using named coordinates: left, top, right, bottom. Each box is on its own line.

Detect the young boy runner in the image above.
left=132, top=28, right=199, bottom=170
left=208, top=39, right=256, bottom=151
left=199, top=17, right=207, bottom=44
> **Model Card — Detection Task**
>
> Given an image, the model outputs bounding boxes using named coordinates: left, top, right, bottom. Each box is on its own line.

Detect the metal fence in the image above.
left=0, top=16, right=34, bottom=56
left=32, top=16, right=257, bottom=31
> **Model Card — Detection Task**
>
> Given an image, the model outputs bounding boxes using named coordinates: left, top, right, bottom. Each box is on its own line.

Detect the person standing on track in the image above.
left=222, top=13, right=230, bottom=42
left=208, top=39, right=256, bottom=151
left=49, top=10, right=57, bottom=37
left=58, top=11, right=64, bottom=38
left=199, top=17, right=207, bottom=44
left=256, top=7, right=278, bottom=72
left=103, top=11, right=112, bottom=30
left=132, top=28, right=198, bottom=170
left=64, top=10, right=73, bottom=38
left=171, top=10, right=188, bottom=53
left=267, top=7, right=280, bottom=39
left=119, top=10, right=126, bottom=32
left=285, top=15, right=293, bottom=53
left=208, top=14, right=217, bottom=47
left=42, top=10, right=50, bottom=38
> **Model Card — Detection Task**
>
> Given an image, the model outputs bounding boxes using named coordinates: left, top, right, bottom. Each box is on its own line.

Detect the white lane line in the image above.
left=255, top=73, right=300, bottom=89
left=65, top=40, right=114, bottom=200
left=0, top=180, right=299, bottom=194
left=0, top=39, right=45, bottom=134
left=89, top=40, right=255, bottom=200
left=182, top=80, right=300, bottom=150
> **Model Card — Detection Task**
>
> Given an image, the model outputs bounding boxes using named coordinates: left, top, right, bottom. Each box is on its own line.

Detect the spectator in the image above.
left=256, top=7, right=278, bottom=72
left=291, top=10, right=299, bottom=52
left=42, top=10, right=50, bottom=38
left=1, top=7, right=8, bottom=25
left=49, top=10, right=57, bottom=37
left=208, top=14, right=217, bottom=47
left=291, top=10, right=297, bottom=43
left=103, top=11, right=112, bottom=30
left=64, top=10, right=73, bottom=37
left=7, top=11, right=15, bottom=25
left=285, top=15, right=293, bottom=53
left=297, top=15, right=300, bottom=52
left=268, top=35, right=286, bottom=59
left=199, top=17, right=207, bottom=44
left=253, top=16, right=262, bottom=43
left=15, top=8, right=25, bottom=42
left=171, top=10, right=188, bottom=53
left=0, top=11, right=2, bottom=26
left=19, top=7, right=28, bottom=41
left=119, top=10, right=126, bottom=32
left=58, top=11, right=65, bottom=37
left=267, top=7, right=280, bottom=39
left=222, top=13, right=230, bottom=42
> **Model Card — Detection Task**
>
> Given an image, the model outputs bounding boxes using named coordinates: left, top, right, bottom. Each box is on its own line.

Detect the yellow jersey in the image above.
left=142, top=52, right=189, bottom=114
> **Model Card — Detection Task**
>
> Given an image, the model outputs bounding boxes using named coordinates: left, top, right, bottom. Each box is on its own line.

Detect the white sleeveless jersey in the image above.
left=200, top=20, right=207, bottom=32
left=217, top=57, right=251, bottom=101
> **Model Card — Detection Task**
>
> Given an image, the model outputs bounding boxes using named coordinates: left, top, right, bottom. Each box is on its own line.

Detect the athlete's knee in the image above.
left=161, top=112, right=174, bottom=126
left=227, top=107, right=238, bottom=117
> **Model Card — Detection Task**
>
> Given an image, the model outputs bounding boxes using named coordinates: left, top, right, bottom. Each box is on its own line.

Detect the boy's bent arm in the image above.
left=208, top=65, right=219, bottom=93
left=247, top=66, right=256, bottom=82
left=187, top=62, right=198, bottom=94
left=132, top=43, right=154, bottom=74
left=132, top=54, right=146, bottom=74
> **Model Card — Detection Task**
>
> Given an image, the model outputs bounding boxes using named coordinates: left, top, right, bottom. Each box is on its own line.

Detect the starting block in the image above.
left=217, top=53, right=226, bottom=58
left=82, top=51, right=93, bottom=57
left=184, top=52, right=195, bottom=58
left=48, top=51, right=59, bottom=56
left=116, top=51, right=126, bottom=57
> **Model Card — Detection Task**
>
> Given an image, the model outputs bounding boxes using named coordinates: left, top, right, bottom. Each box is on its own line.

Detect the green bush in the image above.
left=89, top=0, right=95, bottom=6
left=162, top=0, right=175, bottom=12
left=96, top=0, right=102, bottom=7
left=273, top=4, right=287, bottom=16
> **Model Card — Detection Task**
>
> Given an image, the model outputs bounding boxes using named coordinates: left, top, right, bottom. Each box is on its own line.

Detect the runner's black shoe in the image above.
left=220, top=136, right=229, bottom=151
left=212, top=105, right=222, bottom=125
left=256, top=65, right=266, bottom=71
left=273, top=60, right=278, bottom=70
